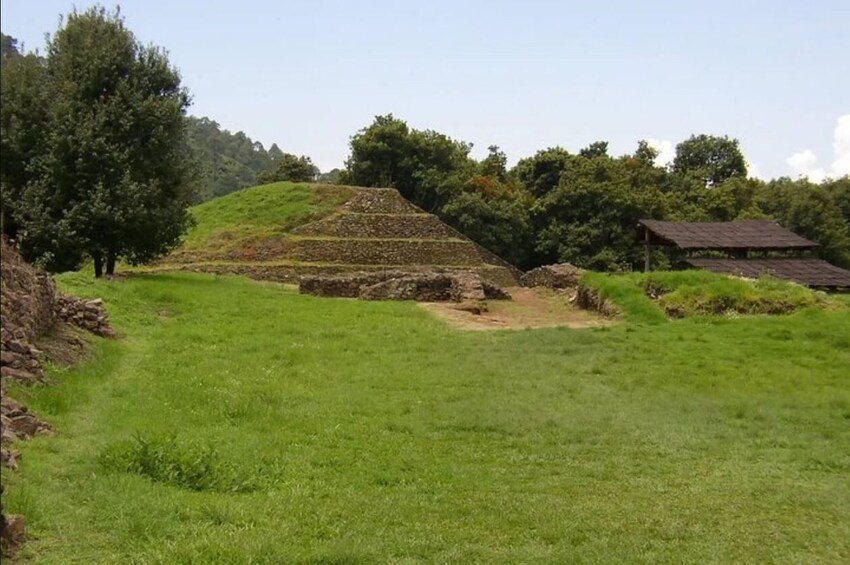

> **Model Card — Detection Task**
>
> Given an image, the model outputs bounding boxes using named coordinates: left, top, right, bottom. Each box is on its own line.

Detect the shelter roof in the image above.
left=639, top=220, right=817, bottom=250
left=686, top=257, right=850, bottom=289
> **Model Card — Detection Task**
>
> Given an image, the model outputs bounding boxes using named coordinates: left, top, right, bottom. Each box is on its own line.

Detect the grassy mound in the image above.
left=3, top=272, right=849, bottom=562
left=173, top=181, right=355, bottom=257
left=580, top=270, right=833, bottom=322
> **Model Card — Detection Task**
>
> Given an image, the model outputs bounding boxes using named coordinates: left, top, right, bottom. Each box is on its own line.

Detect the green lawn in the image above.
left=4, top=272, right=850, bottom=563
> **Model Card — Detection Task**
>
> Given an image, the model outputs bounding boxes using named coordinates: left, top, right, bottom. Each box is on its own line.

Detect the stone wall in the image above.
left=521, top=263, right=584, bottom=289
left=299, top=270, right=510, bottom=304
left=0, top=237, right=114, bottom=556
left=294, top=213, right=458, bottom=239
left=575, top=285, right=620, bottom=318
left=292, top=238, right=487, bottom=266
left=340, top=188, right=425, bottom=214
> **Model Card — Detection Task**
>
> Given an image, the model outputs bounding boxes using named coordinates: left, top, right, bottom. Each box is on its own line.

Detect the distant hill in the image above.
left=184, top=116, right=281, bottom=202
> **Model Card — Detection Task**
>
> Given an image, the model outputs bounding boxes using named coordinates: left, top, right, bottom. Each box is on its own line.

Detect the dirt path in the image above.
left=419, top=287, right=615, bottom=330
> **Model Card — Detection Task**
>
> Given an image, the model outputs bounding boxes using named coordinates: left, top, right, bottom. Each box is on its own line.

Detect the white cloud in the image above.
left=832, top=114, right=850, bottom=177
left=787, top=149, right=825, bottom=183
left=646, top=138, right=675, bottom=168
left=786, top=114, right=850, bottom=182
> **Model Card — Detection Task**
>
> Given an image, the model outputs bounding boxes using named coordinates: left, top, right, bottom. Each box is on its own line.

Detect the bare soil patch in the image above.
left=420, top=287, right=615, bottom=330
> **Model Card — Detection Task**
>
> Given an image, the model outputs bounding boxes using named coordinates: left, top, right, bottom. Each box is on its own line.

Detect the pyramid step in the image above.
left=340, top=188, right=426, bottom=215
left=293, top=238, right=489, bottom=266
left=156, top=263, right=518, bottom=287
left=294, top=212, right=458, bottom=239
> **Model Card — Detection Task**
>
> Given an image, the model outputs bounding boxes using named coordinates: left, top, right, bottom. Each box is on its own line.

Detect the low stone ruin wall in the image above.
left=521, top=263, right=584, bottom=289
left=55, top=296, right=115, bottom=338
left=0, top=237, right=115, bottom=556
left=299, top=270, right=510, bottom=304
left=575, top=285, right=620, bottom=318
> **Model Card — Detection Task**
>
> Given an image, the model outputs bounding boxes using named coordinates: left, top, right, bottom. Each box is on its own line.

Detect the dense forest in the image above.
left=2, top=23, right=848, bottom=274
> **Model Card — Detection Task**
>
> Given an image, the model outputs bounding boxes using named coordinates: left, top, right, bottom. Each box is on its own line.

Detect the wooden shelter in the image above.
left=637, top=219, right=850, bottom=290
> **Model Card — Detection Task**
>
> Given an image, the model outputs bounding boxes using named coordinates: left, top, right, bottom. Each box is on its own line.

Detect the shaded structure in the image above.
left=638, top=220, right=816, bottom=253
left=637, top=219, right=850, bottom=290
left=687, top=258, right=850, bottom=290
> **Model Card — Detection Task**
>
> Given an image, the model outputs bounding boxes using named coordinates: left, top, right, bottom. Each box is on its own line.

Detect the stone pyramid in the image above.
left=160, top=187, right=520, bottom=286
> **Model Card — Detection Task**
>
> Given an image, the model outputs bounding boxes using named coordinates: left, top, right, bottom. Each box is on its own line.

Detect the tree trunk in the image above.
left=93, top=253, right=103, bottom=278
left=106, top=254, right=116, bottom=276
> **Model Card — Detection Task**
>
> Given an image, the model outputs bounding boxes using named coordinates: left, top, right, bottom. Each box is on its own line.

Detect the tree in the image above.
left=345, top=114, right=473, bottom=211
left=579, top=140, right=609, bottom=159
left=756, top=178, right=850, bottom=267
left=267, top=143, right=285, bottom=162
left=0, top=32, right=19, bottom=58
left=633, top=140, right=659, bottom=165
left=672, top=134, right=747, bottom=186
left=10, top=7, right=194, bottom=276
left=317, top=168, right=344, bottom=185
left=441, top=176, right=533, bottom=268
left=1, top=39, right=47, bottom=238
left=257, top=152, right=318, bottom=183
left=480, top=145, right=508, bottom=181
left=510, top=147, right=572, bottom=198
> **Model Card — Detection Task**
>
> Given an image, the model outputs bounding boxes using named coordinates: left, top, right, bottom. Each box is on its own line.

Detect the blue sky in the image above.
left=3, top=0, right=849, bottom=179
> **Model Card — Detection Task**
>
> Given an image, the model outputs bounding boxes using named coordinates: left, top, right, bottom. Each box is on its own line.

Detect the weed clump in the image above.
left=580, top=270, right=829, bottom=320
left=100, top=434, right=258, bottom=493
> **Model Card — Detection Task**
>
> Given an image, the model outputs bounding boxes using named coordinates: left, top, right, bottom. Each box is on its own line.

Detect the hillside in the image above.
left=154, top=182, right=520, bottom=286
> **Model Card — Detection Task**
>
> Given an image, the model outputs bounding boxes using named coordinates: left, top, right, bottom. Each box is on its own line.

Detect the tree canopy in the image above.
left=673, top=134, right=748, bottom=187
left=1, top=9, right=195, bottom=276
left=343, top=115, right=850, bottom=270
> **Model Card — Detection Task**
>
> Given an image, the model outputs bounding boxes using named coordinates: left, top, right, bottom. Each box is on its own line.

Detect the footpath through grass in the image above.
left=4, top=272, right=850, bottom=563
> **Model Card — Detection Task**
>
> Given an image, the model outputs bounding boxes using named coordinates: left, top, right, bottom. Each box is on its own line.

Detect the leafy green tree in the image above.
left=317, top=168, right=344, bottom=185
left=823, top=177, right=850, bottom=228
left=579, top=141, right=609, bottom=159
left=633, top=140, right=660, bottom=165
left=267, top=143, right=285, bottom=162
left=12, top=7, right=194, bottom=276
left=532, top=152, right=667, bottom=270
left=756, top=178, right=850, bottom=267
left=673, top=134, right=747, bottom=186
left=510, top=147, right=572, bottom=197
left=441, top=175, right=533, bottom=268
left=257, top=152, right=318, bottom=183
left=480, top=145, right=508, bottom=181
left=1, top=32, right=20, bottom=58
left=1, top=43, right=47, bottom=237
left=345, top=114, right=473, bottom=211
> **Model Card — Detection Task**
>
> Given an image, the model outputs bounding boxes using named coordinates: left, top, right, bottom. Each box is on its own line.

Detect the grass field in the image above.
left=3, top=271, right=849, bottom=563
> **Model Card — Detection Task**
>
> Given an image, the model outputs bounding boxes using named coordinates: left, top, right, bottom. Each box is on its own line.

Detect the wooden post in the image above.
left=644, top=227, right=651, bottom=272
